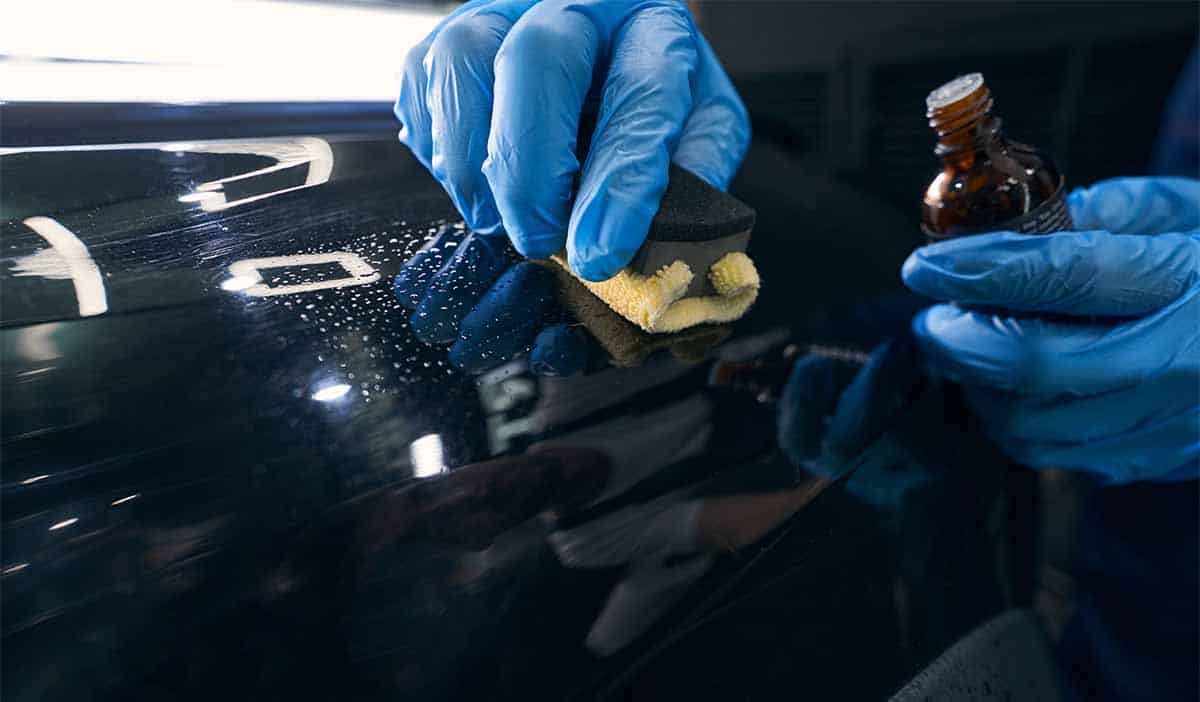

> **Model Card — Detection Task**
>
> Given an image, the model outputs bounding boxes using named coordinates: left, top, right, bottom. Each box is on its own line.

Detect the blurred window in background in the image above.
left=0, top=0, right=451, bottom=103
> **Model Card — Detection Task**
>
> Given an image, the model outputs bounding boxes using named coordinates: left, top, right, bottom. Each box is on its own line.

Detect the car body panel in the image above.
left=1, top=129, right=1020, bottom=701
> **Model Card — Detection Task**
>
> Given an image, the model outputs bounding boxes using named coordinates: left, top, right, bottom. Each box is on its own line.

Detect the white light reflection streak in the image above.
left=2, top=138, right=333, bottom=215
left=409, top=434, right=446, bottom=478
left=312, top=384, right=352, bottom=402
left=192, top=138, right=334, bottom=212
left=111, top=494, right=140, bottom=506
left=23, top=217, right=108, bottom=317
left=224, top=252, right=379, bottom=298
left=49, top=517, right=79, bottom=531
left=220, top=276, right=258, bottom=292
left=20, top=474, right=50, bottom=485
left=2, top=564, right=29, bottom=576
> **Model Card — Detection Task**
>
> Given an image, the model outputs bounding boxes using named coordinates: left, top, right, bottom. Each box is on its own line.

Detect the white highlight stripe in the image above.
left=23, top=217, right=108, bottom=317
left=409, top=434, right=446, bottom=479
left=225, top=252, right=379, bottom=298
left=49, top=517, right=79, bottom=531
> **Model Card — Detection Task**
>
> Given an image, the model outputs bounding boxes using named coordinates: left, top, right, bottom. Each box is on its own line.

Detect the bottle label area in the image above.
left=1002, top=182, right=1073, bottom=235
left=924, top=179, right=1074, bottom=240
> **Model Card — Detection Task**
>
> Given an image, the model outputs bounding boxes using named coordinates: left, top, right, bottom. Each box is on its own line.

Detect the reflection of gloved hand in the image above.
left=903, top=177, right=1200, bottom=484
left=776, top=338, right=926, bottom=480
left=393, top=224, right=592, bottom=375
left=395, top=0, right=749, bottom=282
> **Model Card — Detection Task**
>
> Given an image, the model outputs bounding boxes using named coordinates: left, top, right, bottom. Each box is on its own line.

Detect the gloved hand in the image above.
left=393, top=223, right=592, bottom=376
left=395, top=0, right=750, bottom=282
left=902, top=176, right=1200, bottom=484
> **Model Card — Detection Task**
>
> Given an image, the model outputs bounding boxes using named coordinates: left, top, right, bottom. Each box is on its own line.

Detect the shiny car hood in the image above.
left=0, top=131, right=1016, bottom=701
left=1, top=136, right=448, bottom=324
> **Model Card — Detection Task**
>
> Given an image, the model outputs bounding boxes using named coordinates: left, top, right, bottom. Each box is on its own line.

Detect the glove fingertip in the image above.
left=898, top=249, right=927, bottom=294
left=509, top=231, right=564, bottom=260
left=569, top=197, right=646, bottom=281
left=571, top=251, right=635, bottom=283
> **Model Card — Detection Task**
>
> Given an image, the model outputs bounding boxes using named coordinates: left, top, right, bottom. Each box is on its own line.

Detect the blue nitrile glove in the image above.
left=394, top=223, right=594, bottom=376
left=902, top=177, right=1200, bottom=485
left=394, top=0, right=750, bottom=282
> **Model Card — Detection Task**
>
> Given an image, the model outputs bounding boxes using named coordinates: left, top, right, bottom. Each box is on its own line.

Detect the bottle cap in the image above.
left=927, top=73, right=984, bottom=111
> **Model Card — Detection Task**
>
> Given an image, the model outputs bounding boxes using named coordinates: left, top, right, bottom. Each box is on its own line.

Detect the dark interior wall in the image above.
left=701, top=1, right=1196, bottom=211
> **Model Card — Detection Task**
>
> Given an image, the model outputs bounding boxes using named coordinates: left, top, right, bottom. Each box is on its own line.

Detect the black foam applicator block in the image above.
left=630, top=164, right=757, bottom=296
left=574, top=108, right=755, bottom=296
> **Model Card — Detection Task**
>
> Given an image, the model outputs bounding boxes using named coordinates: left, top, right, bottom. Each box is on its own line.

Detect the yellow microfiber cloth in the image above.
left=550, top=252, right=760, bottom=334
left=540, top=260, right=733, bottom=367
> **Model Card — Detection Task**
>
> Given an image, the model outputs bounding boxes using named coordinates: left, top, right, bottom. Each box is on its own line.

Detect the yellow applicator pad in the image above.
left=550, top=251, right=760, bottom=334
left=539, top=260, right=733, bottom=367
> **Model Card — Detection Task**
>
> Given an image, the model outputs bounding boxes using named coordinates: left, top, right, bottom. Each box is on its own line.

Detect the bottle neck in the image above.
left=928, top=82, right=1003, bottom=162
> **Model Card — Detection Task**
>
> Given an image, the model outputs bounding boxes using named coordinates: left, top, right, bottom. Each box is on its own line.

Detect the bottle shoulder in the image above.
left=922, top=139, right=1063, bottom=236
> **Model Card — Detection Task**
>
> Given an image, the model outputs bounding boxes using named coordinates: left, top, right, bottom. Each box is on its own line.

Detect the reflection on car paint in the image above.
left=0, top=131, right=1029, bottom=701
left=20, top=216, right=107, bottom=316
left=310, top=382, right=352, bottom=402
left=1, top=137, right=335, bottom=215
left=222, top=251, right=380, bottom=297
left=180, top=137, right=334, bottom=211
left=409, top=433, right=447, bottom=478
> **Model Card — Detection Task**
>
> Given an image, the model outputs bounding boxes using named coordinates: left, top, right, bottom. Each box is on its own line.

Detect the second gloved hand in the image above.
left=395, top=0, right=750, bottom=282
left=903, top=177, right=1200, bottom=484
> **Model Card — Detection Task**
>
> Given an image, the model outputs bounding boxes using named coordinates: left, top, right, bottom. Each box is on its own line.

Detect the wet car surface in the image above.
left=1, top=130, right=1029, bottom=700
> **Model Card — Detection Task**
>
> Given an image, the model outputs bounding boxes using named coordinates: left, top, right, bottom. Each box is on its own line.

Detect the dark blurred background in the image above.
left=694, top=1, right=1196, bottom=333
left=704, top=1, right=1194, bottom=210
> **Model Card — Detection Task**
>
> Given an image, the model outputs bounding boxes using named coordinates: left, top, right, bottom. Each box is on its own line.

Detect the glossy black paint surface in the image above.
left=1, top=130, right=1023, bottom=700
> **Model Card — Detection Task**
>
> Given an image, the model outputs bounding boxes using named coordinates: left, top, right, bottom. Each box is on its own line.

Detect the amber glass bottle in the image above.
left=921, top=73, right=1072, bottom=240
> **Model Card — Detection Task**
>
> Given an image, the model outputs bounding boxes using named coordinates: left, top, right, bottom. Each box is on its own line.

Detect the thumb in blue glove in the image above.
left=394, top=0, right=750, bottom=281
left=902, top=176, right=1200, bottom=484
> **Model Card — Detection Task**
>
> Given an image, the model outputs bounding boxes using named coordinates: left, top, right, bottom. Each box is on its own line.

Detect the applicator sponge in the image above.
left=553, top=165, right=760, bottom=334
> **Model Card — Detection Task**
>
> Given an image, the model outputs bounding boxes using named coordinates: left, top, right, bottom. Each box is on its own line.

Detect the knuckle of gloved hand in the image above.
left=396, top=45, right=429, bottom=110
left=428, top=13, right=500, bottom=63
left=497, top=12, right=584, bottom=72
left=401, top=40, right=429, bottom=81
